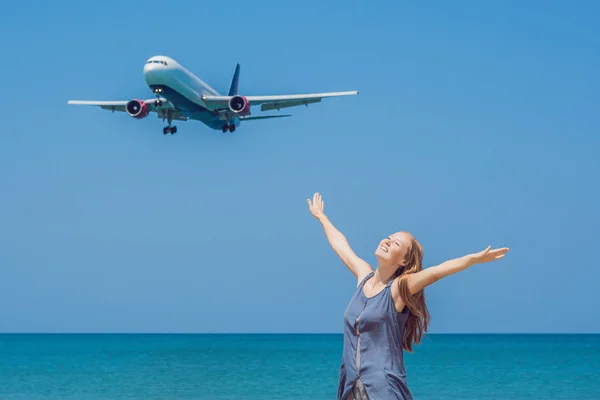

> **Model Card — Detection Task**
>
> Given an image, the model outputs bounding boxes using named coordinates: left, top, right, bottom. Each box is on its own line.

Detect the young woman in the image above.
left=307, top=193, right=509, bottom=400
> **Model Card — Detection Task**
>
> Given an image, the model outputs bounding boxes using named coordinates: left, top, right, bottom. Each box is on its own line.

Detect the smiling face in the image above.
left=374, top=231, right=413, bottom=269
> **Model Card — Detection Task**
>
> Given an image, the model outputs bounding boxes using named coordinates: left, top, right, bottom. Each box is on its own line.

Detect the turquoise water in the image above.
left=0, top=334, right=598, bottom=399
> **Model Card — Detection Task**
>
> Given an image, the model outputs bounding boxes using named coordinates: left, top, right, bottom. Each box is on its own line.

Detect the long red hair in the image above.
left=395, top=232, right=430, bottom=352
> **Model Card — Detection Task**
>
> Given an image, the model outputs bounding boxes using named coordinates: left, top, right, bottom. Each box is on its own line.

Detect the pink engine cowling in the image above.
left=125, top=99, right=149, bottom=119
left=228, top=95, right=251, bottom=115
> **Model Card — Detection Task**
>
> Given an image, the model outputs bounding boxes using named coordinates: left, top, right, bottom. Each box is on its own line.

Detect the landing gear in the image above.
left=222, top=124, right=236, bottom=133
left=153, top=87, right=163, bottom=107
left=163, top=126, right=177, bottom=135
left=162, top=109, right=176, bottom=135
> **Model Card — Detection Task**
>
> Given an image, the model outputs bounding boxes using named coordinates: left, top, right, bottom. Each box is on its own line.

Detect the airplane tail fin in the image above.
left=228, top=63, right=241, bottom=96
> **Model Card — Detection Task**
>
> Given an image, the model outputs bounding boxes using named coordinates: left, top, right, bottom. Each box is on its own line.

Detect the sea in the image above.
left=0, top=333, right=598, bottom=399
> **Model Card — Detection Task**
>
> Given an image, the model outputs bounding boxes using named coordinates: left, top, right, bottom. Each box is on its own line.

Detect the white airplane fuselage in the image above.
left=143, top=55, right=237, bottom=130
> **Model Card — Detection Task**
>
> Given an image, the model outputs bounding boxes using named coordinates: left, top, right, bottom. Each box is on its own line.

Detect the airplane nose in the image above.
left=143, top=62, right=162, bottom=79
left=143, top=61, right=168, bottom=86
left=143, top=62, right=156, bottom=73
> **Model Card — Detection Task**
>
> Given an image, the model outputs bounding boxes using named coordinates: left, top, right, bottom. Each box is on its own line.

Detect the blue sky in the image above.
left=1, top=0, right=598, bottom=334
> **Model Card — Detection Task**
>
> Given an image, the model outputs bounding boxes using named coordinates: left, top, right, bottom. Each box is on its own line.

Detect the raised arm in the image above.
left=307, top=193, right=373, bottom=281
left=404, top=246, right=509, bottom=294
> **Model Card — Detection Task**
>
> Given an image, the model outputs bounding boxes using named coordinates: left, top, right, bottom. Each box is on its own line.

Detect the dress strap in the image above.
left=386, top=276, right=396, bottom=288
left=358, top=272, right=374, bottom=288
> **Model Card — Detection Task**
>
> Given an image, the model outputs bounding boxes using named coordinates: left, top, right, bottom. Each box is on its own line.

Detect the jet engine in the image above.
left=126, top=99, right=149, bottom=119
left=228, top=95, right=251, bottom=115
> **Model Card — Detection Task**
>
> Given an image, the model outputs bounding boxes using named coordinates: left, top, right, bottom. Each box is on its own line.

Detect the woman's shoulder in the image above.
left=355, top=270, right=374, bottom=287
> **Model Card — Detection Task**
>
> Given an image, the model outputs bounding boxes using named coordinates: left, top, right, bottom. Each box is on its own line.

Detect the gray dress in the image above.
left=337, top=272, right=413, bottom=400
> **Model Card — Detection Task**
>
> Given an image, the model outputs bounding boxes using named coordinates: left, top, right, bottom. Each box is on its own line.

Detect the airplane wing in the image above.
left=67, top=98, right=189, bottom=121
left=201, top=91, right=358, bottom=112
left=68, top=100, right=130, bottom=112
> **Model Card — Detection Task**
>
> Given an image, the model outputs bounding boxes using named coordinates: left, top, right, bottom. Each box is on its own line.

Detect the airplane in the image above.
left=68, top=55, right=358, bottom=135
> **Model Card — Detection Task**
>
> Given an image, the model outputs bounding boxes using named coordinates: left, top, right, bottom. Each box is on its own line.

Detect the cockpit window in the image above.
left=146, top=60, right=168, bottom=65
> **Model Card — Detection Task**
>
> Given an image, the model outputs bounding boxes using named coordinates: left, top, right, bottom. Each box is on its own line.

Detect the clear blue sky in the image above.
left=1, top=0, right=598, bottom=334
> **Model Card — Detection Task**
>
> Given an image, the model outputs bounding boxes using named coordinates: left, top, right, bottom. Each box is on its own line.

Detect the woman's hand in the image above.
left=306, top=192, right=373, bottom=280
left=307, top=192, right=325, bottom=219
left=470, top=246, right=510, bottom=264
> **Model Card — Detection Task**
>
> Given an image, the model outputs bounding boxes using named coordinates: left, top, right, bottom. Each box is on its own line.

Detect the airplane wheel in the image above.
left=170, top=126, right=177, bottom=134
left=228, top=125, right=235, bottom=133
left=163, top=127, right=168, bottom=135
left=222, top=125, right=228, bottom=133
